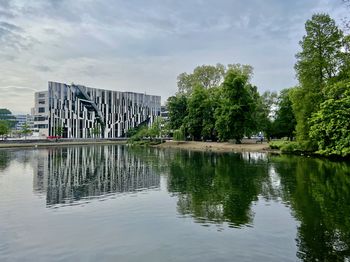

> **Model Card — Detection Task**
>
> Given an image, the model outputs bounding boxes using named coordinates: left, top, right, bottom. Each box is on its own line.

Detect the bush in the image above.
left=269, top=141, right=289, bottom=150
left=173, top=128, right=185, bottom=141
left=269, top=140, right=317, bottom=153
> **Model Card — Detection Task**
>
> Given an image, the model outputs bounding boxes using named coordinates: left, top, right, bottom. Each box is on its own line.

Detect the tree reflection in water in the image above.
left=167, top=150, right=350, bottom=260
left=167, top=151, right=272, bottom=228
left=2, top=145, right=350, bottom=260
left=271, top=155, right=350, bottom=261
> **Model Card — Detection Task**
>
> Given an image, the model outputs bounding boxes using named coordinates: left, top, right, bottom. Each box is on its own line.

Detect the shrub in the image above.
left=173, top=128, right=185, bottom=141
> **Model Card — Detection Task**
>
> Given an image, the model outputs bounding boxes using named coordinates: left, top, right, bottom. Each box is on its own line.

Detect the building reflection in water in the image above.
left=33, top=145, right=160, bottom=206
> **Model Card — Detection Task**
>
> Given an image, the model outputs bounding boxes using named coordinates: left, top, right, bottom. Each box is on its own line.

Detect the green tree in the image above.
left=256, top=91, right=278, bottom=140
left=166, top=94, right=188, bottom=130
left=0, top=120, right=10, bottom=140
left=309, top=80, right=350, bottom=157
left=273, top=88, right=296, bottom=140
left=293, top=13, right=344, bottom=141
left=185, top=85, right=213, bottom=140
left=177, top=64, right=225, bottom=94
left=21, top=123, right=32, bottom=139
left=148, top=117, right=164, bottom=140
left=0, top=108, right=16, bottom=128
left=244, top=86, right=273, bottom=138
left=215, top=69, right=254, bottom=143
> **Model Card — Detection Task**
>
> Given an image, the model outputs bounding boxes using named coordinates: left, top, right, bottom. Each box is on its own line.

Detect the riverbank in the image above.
left=0, top=139, right=127, bottom=149
left=154, top=140, right=273, bottom=153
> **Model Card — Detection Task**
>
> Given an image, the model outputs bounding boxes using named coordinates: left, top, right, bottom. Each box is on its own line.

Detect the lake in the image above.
left=0, top=145, right=349, bottom=261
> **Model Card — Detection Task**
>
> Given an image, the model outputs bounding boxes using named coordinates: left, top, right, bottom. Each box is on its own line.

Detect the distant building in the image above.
left=14, top=114, right=34, bottom=131
left=160, top=105, right=168, bottom=120
left=32, top=91, right=49, bottom=137
left=33, top=81, right=161, bottom=138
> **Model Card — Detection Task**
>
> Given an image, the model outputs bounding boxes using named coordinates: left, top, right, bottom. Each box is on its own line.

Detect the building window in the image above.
left=38, top=107, right=45, bottom=113
left=38, top=100, right=45, bottom=104
left=38, top=93, right=45, bottom=98
left=34, top=116, right=47, bottom=121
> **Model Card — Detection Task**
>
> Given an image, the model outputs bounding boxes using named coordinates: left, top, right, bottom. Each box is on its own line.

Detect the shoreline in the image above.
left=154, top=140, right=277, bottom=153
left=0, top=139, right=127, bottom=149
left=0, top=139, right=278, bottom=154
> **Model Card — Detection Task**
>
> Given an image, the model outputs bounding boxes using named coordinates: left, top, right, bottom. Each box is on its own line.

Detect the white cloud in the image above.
left=0, top=0, right=348, bottom=113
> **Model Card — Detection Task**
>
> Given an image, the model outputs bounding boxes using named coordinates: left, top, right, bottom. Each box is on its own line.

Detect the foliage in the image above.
left=185, top=85, right=217, bottom=140
left=0, top=120, right=10, bottom=139
left=128, top=117, right=165, bottom=144
left=168, top=63, right=277, bottom=143
left=21, top=123, right=32, bottom=139
left=293, top=13, right=344, bottom=141
left=173, top=128, right=185, bottom=141
left=269, top=140, right=316, bottom=153
left=269, top=140, right=290, bottom=150
left=309, top=80, right=350, bottom=157
left=0, top=108, right=16, bottom=128
left=177, top=64, right=225, bottom=94
left=166, top=94, right=188, bottom=130
left=254, top=91, right=278, bottom=140
left=273, top=88, right=296, bottom=140
left=128, top=126, right=148, bottom=142
left=148, top=117, right=164, bottom=139
left=215, top=69, right=255, bottom=143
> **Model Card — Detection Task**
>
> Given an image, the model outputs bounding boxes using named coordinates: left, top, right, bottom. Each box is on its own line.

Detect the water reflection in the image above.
left=0, top=149, right=33, bottom=172
left=0, top=150, right=12, bottom=171
left=1, top=145, right=350, bottom=261
left=271, top=155, right=350, bottom=261
left=166, top=150, right=350, bottom=260
left=167, top=151, right=272, bottom=228
left=32, top=145, right=160, bottom=206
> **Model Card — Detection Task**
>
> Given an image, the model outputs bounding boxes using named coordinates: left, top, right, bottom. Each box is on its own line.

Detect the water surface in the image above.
left=0, top=145, right=349, bottom=261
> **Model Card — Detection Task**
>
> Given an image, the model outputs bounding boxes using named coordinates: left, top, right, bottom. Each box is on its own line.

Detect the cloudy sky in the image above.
left=0, top=0, right=348, bottom=114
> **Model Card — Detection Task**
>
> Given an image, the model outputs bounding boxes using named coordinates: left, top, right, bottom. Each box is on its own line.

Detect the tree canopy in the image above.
left=293, top=13, right=344, bottom=141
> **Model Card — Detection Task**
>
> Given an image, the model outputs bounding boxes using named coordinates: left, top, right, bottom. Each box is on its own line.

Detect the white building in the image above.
left=33, top=82, right=161, bottom=138
left=32, top=91, right=49, bottom=137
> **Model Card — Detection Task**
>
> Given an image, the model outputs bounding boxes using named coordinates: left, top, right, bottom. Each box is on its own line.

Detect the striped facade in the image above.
left=48, top=81, right=161, bottom=138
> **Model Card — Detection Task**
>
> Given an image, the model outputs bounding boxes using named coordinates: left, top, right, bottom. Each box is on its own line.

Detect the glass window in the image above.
left=38, top=107, right=45, bottom=113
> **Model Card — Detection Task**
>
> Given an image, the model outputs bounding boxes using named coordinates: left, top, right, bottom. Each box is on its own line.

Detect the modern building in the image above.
left=32, top=91, right=49, bottom=137
left=33, top=81, right=161, bottom=138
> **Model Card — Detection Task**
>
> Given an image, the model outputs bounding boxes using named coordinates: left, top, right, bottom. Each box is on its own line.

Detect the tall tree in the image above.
left=273, top=88, right=296, bottom=140
left=185, top=85, right=216, bottom=141
left=293, top=13, right=344, bottom=141
left=177, top=64, right=225, bottom=94
left=166, top=94, right=188, bottom=130
left=252, top=91, right=278, bottom=140
left=215, top=69, right=254, bottom=143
